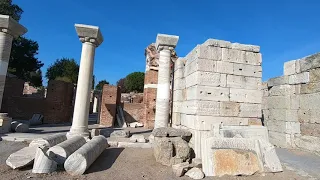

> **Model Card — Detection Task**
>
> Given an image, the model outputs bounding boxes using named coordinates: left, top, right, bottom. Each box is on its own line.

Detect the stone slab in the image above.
left=152, top=127, right=191, bottom=137
left=267, top=76, right=289, bottom=87
left=186, top=86, right=229, bottom=101
left=289, top=72, right=309, bottom=85
left=6, top=146, right=37, bottom=169
left=233, top=63, right=262, bottom=77
left=185, top=167, right=205, bottom=179
left=230, top=88, right=262, bottom=103
left=227, top=75, right=261, bottom=90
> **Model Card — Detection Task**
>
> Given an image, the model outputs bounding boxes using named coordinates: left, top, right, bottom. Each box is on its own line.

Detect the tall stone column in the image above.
left=154, top=34, right=179, bottom=128
left=0, top=15, right=27, bottom=109
left=68, top=24, right=103, bottom=138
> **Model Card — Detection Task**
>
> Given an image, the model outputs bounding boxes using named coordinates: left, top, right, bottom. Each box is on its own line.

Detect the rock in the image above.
left=172, top=162, right=190, bottom=177
left=185, top=167, right=205, bottom=179
left=32, top=147, right=57, bottom=174
left=15, top=123, right=29, bottom=133
left=191, top=158, right=202, bottom=168
left=148, top=134, right=155, bottom=144
left=212, top=149, right=260, bottom=177
left=130, top=134, right=146, bottom=143
left=46, top=136, right=86, bottom=164
left=154, top=137, right=173, bottom=166
left=110, top=130, right=130, bottom=138
left=171, top=137, right=190, bottom=163
left=6, top=146, right=37, bottom=169
left=64, top=135, right=108, bottom=176
left=129, top=122, right=144, bottom=128
left=10, top=121, right=19, bottom=132
left=152, top=127, right=192, bottom=137
left=29, top=133, right=67, bottom=148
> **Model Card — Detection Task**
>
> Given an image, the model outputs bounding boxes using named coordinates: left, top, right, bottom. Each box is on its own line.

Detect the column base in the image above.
left=67, top=128, right=90, bottom=140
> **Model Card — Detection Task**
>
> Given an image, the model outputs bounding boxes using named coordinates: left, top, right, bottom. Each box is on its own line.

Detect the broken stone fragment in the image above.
left=130, top=134, right=146, bottom=143
left=6, top=146, right=37, bottom=169
left=15, top=123, right=29, bottom=133
left=172, top=162, right=190, bottom=177
left=90, top=128, right=100, bottom=138
left=191, top=158, right=202, bottom=168
left=109, top=130, right=130, bottom=138
left=171, top=137, right=190, bottom=163
left=148, top=134, right=155, bottom=144
left=29, top=133, right=67, bottom=148
left=152, top=127, right=192, bottom=137
left=154, top=137, right=173, bottom=166
left=64, top=135, right=108, bottom=176
left=32, top=147, right=57, bottom=174
left=129, top=122, right=144, bottom=128
left=47, top=136, right=86, bottom=165
left=185, top=167, right=205, bottom=179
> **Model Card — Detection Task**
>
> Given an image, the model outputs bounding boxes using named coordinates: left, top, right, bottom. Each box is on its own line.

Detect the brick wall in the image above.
left=99, top=85, right=120, bottom=127
left=263, top=53, right=320, bottom=155
left=123, top=103, right=145, bottom=123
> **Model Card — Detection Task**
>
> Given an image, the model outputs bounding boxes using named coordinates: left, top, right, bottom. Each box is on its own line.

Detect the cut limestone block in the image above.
left=10, top=121, right=19, bottom=132
left=172, top=162, right=190, bottom=177
left=185, top=167, right=205, bottom=179
left=6, top=146, right=37, bottom=169
left=130, top=134, right=146, bottom=143
left=15, top=123, right=29, bottom=133
left=152, top=127, right=192, bottom=137
left=29, top=133, right=67, bottom=148
left=32, top=147, right=57, bottom=174
left=47, top=136, right=86, bottom=164
left=153, top=137, right=173, bottom=166
left=64, top=135, right=108, bottom=176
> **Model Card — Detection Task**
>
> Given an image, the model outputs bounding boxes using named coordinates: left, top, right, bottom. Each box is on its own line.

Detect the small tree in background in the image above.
left=116, top=78, right=127, bottom=93
left=46, top=58, right=79, bottom=84
left=124, top=72, right=145, bottom=93
left=95, top=80, right=109, bottom=91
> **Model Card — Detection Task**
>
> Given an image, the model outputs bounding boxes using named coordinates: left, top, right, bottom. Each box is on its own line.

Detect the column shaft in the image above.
left=154, top=49, right=171, bottom=128
left=69, top=42, right=96, bottom=137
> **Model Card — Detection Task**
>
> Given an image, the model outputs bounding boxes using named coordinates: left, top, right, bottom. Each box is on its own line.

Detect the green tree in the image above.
left=124, top=72, right=145, bottom=93
left=116, top=78, right=127, bottom=93
left=46, top=58, right=79, bottom=84
left=0, top=0, right=44, bottom=87
left=95, top=80, right=109, bottom=90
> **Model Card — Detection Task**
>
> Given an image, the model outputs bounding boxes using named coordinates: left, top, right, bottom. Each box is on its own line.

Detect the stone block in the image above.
left=227, top=75, right=261, bottom=90
left=284, top=60, right=297, bottom=75
left=300, top=82, right=320, bottom=94
left=172, top=162, right=190, bottom=177
left=268, top=109, right=298, bottom=122
left=173, top=89, right=184, bottom=102
left=299, top=53, right=320, bottom=72
left=230, top=88, right=262, bottom=103
left=219, top=101, right=240, bottom=117
left=222, top=48, right=245, bottom=63
left=174, top=68, right=184, bottom=80
left=264, top=96, right=290, bottom=109
left=289, top=72, right=309, bottom=85
left=300, top=123, right=320, bottom=137
left=231, top=43, right=260, bottom=53
left=294, top=135, right=320, bottom=155
left=32, top=147, right=57, bottom=174
left=184, top=58, right=216, bottom=76
left=171, top=137, right=190, bottom=163
left=268, top=131, right=293, bottom=148
left=309, top=68, right=320, bottom=82
left=185, top=71, right=226, bottom=88
left=153, top=137, right=173, bottom=166
left=262, top=89, right=269, bottom=97
left=172, top=101, right=182, bottom=113
left=244, top=52, right=262, bottom=65
left=181, top=100, right=220, bottom=116
left=152, top=127, right=192, bottom=137
left=267, top=76, right=289, bottom=87
left=298, top=109, right=320, bottom=124
left=174, top=57, right=185, bottom=71
left=266, top=120, right=300, bottom=134
left=248, top=118, right=263, bottom=125
left=203, top=39, right=232, bottom=48
left=198, top=45, right=222, bottom=60
left=216, top=61, right=234, bottom=74
left=299, top=92, right=320, bottom=109
left=117, top=142, right=152, bottom=148
left=172, top=112, right=181, bottom=125
left=155, top=33, right=179, bottom=49
left=64, top=135, right=108, bottom=176
left=173, top=78, right=185, bottom=90
left=185, top=167, right=205, bottom=179
left=220, top=126, right=269, bottom=141
left=233, top=63, right=262, bottom=77
left=129, top=134, right=146, bottom=143
left=268, top=85, right=297, bottom=96
left=186, top=86, right=229, bottom=101
left=239, top=103, right=261, bottom=118
left=6, top=146, right=37, bottom=169
left=0, top=15, right=27, bottom=38
left=110, top=130, right=130, bottom=138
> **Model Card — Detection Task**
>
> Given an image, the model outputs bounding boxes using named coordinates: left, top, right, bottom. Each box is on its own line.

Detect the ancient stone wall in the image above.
left=123, top=103, right=145, bottom=123
left=263, top=53, right=320, bottom=155
left=99, top=85, right=121, bottom=127
left=172, top=39, right=263, bottom=158
left=1, top=75, right=24, bottom=112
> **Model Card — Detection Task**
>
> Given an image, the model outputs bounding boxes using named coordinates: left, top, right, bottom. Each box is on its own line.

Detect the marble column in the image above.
left=0, top=15, right=27, bottom=109
left=154, top=34, right=179, bottom=129
left=68, top=24, right=103, bottom=138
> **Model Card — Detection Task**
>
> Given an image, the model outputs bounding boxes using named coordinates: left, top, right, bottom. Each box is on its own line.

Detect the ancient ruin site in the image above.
left=0, top=1, right=320, bottom=180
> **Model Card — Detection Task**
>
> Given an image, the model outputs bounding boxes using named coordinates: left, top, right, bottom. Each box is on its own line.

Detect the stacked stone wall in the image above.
left=263, top=53, right=320, bottom=155
left=172, top=39, right=263, bottom=158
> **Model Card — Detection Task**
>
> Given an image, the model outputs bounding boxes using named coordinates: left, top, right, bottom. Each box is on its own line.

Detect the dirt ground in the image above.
left=0, top=141, right=313, bottom=180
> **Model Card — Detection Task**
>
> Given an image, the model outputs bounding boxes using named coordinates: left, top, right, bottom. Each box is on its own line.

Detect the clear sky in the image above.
left=15, top=0, right=320, bottom=85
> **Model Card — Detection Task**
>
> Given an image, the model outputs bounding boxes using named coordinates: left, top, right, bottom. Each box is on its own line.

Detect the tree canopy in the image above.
left=45, top=58, right=79, bottom=84
left=95, top=80, right=109, bottom=90
left=124, top=72, right=145, bottom=93
left=0, top=0, right=44, bottom=87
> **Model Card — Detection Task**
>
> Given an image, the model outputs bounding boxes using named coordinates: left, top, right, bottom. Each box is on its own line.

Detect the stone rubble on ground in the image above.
left=6, top=146, right=38, bottom=169
left=191, top=158, right=202, bottom=168
left=185, top=167, right=205, bottom=179
left=29, top=133, right=67, bottom=148
left=130, top=134, right=147, bottom=143
left=32, top=147, right=57, bottom=174
left=172, top=162, right=190, bottom=177
left=152, top=127, right=192, bottom=137
left=110, top=130, right=130, bottom=138
left=129, top=122, right=144, bottom=128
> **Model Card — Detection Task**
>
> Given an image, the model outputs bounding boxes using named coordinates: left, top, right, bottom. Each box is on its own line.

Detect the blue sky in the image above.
left=15, top=0, right=320, bottom=85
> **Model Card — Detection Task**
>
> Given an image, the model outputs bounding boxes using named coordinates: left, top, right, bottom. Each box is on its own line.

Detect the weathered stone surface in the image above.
left=227, top=75, right=261, bottom=90
left=258, top=139, right=283, bottom=172
left=289, top=72, right=309, bottom=85
left=15, top=123, right=29, bottom=133
left=148, top=134, right=155, bottom=144
left=203, top=39, right=231, bottom=48
left=64, top=135, right=108, bottom=176
left=153, top=137, right=173, bottom=166
left=118, top=142, right=152, bottom=148
left=155, top=33, right=179, bottom=49
left=185, top=167, right=205, bottom=179
left=129, top=122, right=144, bottom=128
left=220, top=126, right=269, bottom=141
left=299, top=53, right=320, bottom=72
left=172, top=162, right=190, bottom=177
left=191, top=158, right=202, bottom=168
left=300, top=82, right=320, bottom=94
left=212, top=149, right=260, bottom=177
left=6, top=146, right=37, bottom=169
left=294, top=135, right=320, bottom=155
left=152, top=127, right=192, bottom=137
left=47, top=136, right=86, bottom=164
left=130, top=134, right=146, bottom=143
left=267, top=76, right=289, bottom=87
left=233, top=63, right=262, bottom=77
left=32, top=147, right=57, bottom=174
left=171, top=137, right=190, bottom=163
left=110, top=130, right=130, bottom=138
left=230, top=88, right=262, bottom=103
left=185, top=72, right=226, bottom=88
left=75, top=24, right=103, bottom=46
left=222, top=48, right=245, bottom=63
left=284, top=60, right=297, bottom=75
left=29, top=133, right=67, bottom=148
left=239, top=103, right=262, bottom=118
left=10, top=121, right=19, bottom=132
left=300, top=123, right=320, bottom=137
left=186, top=86, right=229, bottom=102
left=181, top=100, right=220, bottom=116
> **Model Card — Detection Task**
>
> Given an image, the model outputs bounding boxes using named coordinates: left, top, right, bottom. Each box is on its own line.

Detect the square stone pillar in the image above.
left=154, top=34, right=179, bottom=128
left=68, top=24, right=103, bottom=138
